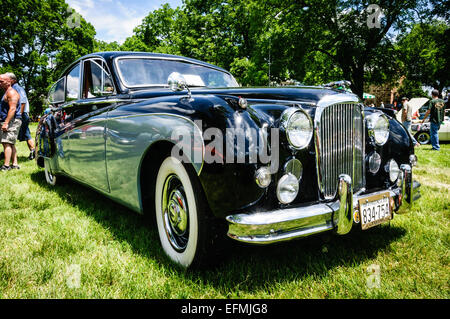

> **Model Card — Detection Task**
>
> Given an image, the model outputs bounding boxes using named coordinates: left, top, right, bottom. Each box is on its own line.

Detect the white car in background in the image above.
left=411, top=114, right=450, bottom=144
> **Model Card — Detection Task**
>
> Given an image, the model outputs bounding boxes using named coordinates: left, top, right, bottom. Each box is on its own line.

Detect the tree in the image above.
left=0, top=0, right=96, bottom=115
left=397, top=21, right=449, bottom=93
left=267, top=0, right=434, bottom=98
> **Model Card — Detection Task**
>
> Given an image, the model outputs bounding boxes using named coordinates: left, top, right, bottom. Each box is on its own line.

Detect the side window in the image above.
left=48, top=78, right=65, bottom=104
left=82, top=59, right=115, bottom=99
left=66, top=63, right=81, bottom=101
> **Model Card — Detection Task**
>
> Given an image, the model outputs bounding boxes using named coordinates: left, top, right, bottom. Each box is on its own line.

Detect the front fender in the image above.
left=106, top=113, right=205, bottom=212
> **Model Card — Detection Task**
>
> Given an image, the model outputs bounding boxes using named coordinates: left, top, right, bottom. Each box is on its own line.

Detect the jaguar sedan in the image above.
left=37, top=52, right=421, bottom=268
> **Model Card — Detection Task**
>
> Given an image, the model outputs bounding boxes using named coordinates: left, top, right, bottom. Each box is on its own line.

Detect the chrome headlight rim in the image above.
left=276, top=173, right=300, bottom=204
left=409, top=154, right=418, bottom=167
left=367, top=112, right=390, bottom=146
left=385, top=159, right=400, bottom=183
left=255, top=166, right=272, bottom=188
left=367, top=151, right=381, bottom=175
left=280, top=108, right=313, bottom=150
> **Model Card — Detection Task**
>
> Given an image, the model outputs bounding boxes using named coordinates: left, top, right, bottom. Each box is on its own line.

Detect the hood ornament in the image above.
left=168, top=72, right=192, bottom=101
left=323, top=80, right=352, bottom=91
left=238, top=96, right=248, bottom=109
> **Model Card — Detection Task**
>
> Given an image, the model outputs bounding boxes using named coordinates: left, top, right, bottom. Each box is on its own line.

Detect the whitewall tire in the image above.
left=44, top=160, right=57, bottom=186
left=155, top=156, right=209, bottom=268
left=415, top=132, right=430, bottom=145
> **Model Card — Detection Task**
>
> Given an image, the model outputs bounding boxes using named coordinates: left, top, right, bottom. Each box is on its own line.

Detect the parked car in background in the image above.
left=36, top=52, right=421, bottom=268
left=411, top=111, right=450, bottom=144
left=395, top=97, right=429, bottom=123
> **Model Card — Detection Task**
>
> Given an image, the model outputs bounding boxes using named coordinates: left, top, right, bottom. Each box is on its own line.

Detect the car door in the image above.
left=439, top=117, right=450, bottom=141
left=46, top=77, right=72, bottom=173
left=65, top=59, right=116, bottom=192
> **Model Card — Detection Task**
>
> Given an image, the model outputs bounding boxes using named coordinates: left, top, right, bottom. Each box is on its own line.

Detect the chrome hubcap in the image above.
left=417, top=133, right=429, bottom=144
left=162, top=174, right=189, bottom=251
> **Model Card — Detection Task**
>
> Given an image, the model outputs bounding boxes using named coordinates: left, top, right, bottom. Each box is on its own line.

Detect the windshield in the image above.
left=116, top=57, right=239, bottom=88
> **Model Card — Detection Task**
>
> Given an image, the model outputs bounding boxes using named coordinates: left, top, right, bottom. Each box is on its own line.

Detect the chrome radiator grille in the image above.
left=316, top=103, right=364, bottom=198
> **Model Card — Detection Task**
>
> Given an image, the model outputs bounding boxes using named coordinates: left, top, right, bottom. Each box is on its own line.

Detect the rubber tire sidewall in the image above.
left=155, top=157, right=199, bottom=268
left=44, top=159, right=57, bottom=186
left=415, top=131, right=430, bottom=145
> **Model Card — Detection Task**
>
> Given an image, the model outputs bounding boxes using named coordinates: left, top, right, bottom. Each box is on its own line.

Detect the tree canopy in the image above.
left=0, top=0, right=448, bottom=115
left=0, top=0, right=96, bottom=115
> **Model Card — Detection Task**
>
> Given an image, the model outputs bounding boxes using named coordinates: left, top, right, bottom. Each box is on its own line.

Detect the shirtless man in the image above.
left=0, top=73, right=22, bottom=170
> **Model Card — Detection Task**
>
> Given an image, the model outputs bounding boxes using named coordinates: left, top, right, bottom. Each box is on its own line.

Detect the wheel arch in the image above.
left=139, top=140, right=209, bottom=219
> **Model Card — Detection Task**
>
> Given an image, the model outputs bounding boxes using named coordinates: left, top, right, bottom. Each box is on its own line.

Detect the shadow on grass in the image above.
left=30, top=170, right=406, bottom=294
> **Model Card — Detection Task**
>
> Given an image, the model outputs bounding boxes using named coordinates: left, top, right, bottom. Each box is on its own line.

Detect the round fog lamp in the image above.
left=276, top=173, right=299, bottom=204
left=255, top=167, right=271, bottom=188
left=385, top=159, right=400, bottom=183
left=368, top=152, right=381, bottom=174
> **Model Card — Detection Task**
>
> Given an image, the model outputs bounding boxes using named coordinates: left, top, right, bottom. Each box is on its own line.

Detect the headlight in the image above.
left=277, top=173, right=299, bottom=204
left=385, top=159, right=400, bottom=183
left=281, top=109, right=313, bottom=149
left=366, top=113, right=390, bottom=145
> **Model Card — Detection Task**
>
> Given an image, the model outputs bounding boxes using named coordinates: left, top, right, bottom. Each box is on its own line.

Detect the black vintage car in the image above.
left=37, top=52, right=421, bottom=268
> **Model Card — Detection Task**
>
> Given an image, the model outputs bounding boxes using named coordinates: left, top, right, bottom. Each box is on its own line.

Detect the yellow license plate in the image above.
left=359, top=192, right=392, bottom=230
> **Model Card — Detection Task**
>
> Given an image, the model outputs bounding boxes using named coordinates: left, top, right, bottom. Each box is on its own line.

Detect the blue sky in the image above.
left=66, top=0, right=183, bottom=43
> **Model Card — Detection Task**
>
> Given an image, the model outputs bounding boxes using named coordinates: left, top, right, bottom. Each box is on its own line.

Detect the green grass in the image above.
left=0, top=123, right=448, bottom=298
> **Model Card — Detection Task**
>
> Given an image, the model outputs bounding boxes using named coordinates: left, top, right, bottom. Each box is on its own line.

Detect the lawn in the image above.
left=0, top=123, right=448, bottom=298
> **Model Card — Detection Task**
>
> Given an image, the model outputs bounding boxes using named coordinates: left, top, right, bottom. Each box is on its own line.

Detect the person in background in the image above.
left=422, top=89, right=445, bottom=151
left=8, top=73, right=36, bottom=160
left=0, top=73, right=22, bottom=170
left=380, top=101, right=385, bottom=108
left=401, top=97, right=419, bottom=146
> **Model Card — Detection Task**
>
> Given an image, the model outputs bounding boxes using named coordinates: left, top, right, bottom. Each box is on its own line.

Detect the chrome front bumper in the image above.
left=226, top=165, right=421, bottom=244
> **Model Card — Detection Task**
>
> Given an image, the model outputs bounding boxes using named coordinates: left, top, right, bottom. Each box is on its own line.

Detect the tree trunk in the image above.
left=350, top=66, right=365, bottom=100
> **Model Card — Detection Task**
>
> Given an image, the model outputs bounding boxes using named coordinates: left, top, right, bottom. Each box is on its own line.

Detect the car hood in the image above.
left=129, top=86, right=359, bottom=106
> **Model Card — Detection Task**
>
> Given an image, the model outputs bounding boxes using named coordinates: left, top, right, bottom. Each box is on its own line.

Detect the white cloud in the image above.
left=66, top=0, right=182, bottom=44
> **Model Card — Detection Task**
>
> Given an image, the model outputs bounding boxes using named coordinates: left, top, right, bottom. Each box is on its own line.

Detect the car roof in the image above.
left=62, top=51, right=230, bottom=76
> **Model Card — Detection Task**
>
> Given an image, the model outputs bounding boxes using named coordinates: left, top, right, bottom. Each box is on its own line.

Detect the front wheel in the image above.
left=415, top=131, right=430, bottom=145
left=155, top=156, right=218, bottom=269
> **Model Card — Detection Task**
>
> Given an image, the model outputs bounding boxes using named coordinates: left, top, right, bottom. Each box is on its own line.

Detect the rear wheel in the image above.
left=44, top=159, right=57, bottom=186
left=415, top=131, right=430, bottom=145
left=155, top=156, right=219, bottom=269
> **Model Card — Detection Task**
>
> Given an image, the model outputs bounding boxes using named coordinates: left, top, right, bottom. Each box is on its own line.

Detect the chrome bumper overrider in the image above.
left=226, top=165, right=421, bottom=244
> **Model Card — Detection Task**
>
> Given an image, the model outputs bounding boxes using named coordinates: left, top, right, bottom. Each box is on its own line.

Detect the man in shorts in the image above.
left=0, top=73, right=22, bottom=171
left=9, top=73, right=36, bottom=160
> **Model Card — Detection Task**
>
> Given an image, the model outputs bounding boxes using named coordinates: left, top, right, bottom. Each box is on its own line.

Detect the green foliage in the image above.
left=397, top=78, right=429, bottom=99
left=1, top=0, right=448, bottom=116
left=0, top=0, right=96, bottom=116
left=397, top=22, right=449, bottom=92
left=229, top=57, right=268, bottom=86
